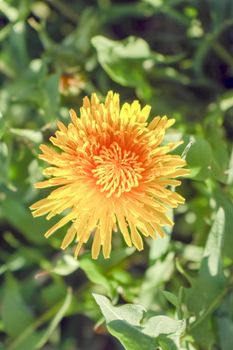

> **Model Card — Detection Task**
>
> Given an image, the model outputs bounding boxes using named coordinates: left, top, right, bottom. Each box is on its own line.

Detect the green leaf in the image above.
left=162, top=291, right=179, bottom=308
left=93, top=294, right=156, bottom=350
left=35, top=288, right=72, bottom=349
left=216, top=293, right=233, bottom=350
left=10, top=128, right=43, bottom=143
left=139, top=252, right=175, bottom=308
left=0, top=142, right=8, bottom=183
left=186, top=207, right=225, bottom=314
left=8, top=289, right=72, bottom=350
left=93, top=293, right=145, bottom=326
left=227, top=146, right=233, bottom=185
left=185, top=208, right=226, bottom=347
left=185, top=136, right=213, bottom=180
left=203, top=208, right=225, bottom=276
left=149, top=233, right=170, bottom=261
left=0, top=112, right=6, bottom=139
left=92, top=35, right=150, bottom=88
left=219, top=90, right=233, bottom=112
left=149, top=210, right=173, bottom=261
left=51, top=254, right=79, bottom=276
left=213, top=187, right=233, bottom=259
left=40, top=73, right=60, bottom=119
left=93, top=294, right=186, bottom=350
left=107, top=320, right=156, bottom=350
left=1, top=194, right=52, bottom=244
left=79, top=256, right=113, bottom=297
left=217, top=316, right=233, bottom=350
left=143, top=315, right=185, bottom=348
left=2, top=274, right=34, bottom=337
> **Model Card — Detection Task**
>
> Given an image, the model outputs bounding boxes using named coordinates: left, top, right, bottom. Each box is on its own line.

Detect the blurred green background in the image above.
left=0, top=1, right=233, bottom=349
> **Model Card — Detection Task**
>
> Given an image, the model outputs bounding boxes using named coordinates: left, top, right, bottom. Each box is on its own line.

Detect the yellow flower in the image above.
left=30, top=91, right=189, bottom=259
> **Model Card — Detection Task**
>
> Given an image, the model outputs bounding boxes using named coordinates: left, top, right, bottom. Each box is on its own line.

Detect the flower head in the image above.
left=30, top=91, right=189, bottom=259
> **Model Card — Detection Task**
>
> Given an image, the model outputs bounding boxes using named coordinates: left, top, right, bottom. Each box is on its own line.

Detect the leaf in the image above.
left=185, top=208, right=226, bottom=347
left=143, top=315, right=186, bottom=347
left=149, top=233, right=170, bottom=261
left=1, top=194, right=53, bottom=244
left=213, top=187, right=233, bottom=259
left=93, top=294, right=156, bottom=350
left=203, top=208, right=225, bottom=276
left=139, top=252, right=175, bottom=308
left=93, top=293, right=145, bottom=326
left=227, top=146, right=233, bottom=185
left=0, top=142, right=8, bottom=183
left=41, top=73, right=60, bottom=119
left=219, top=90, right=233, bottom=112
left=92, top=35, right=150, bottom=88
left=8, top=289, right=72, bottom=350
left=79, top=256, right=113, bottom=297
left=35, top=288, right=72, bottom=349
left=2, top=274, right=34, bottom=337
left=10, top=128, right=43, bottom=143
left=186, top=208, right=225, bottom=313
left=162, top=291, right=179, bottom=308
left=51, top=254, right=79, bottom=276
left=149, top=210, right=173, bottom=261
left=0, top=112, right=6, bottom=139
left=217, top=316, right=233, bottom=350
left=185, top=136, right=213, bottom=180
left=93, top=294, right=186, bottom=350
left=94, top=247, right=135, bottom=271
left=107, top=320, right=156, bottom=350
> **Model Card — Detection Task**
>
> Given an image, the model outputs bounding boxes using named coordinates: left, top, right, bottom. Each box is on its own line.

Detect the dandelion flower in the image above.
left=30, top=91, right=189, bottom=259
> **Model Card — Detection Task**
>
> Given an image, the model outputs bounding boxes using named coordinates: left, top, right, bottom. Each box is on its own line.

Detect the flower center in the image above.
left=92, top=142, right=144, bottom=197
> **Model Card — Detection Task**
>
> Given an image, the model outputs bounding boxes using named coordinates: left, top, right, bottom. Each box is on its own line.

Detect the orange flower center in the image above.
left=92, top=142, right=144, bottom=197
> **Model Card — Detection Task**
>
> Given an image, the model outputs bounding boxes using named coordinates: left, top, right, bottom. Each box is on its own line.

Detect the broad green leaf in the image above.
left=1, top=195, right=52, bottom=244
left=143, top=315, right=185, bottom=347
left=185, top=136, right=213, bottom=180
left=107, top=320, right=156, bottom=350
left=217, top=316, right=233, bottom=350
left=2, top=274, right=34, bottom=337
left=93, top=294, right=156, bottom=350
left=93, top=293, right=145, bottom=326
left=92, top=35, right=150, bottom=88
left=216, top=293, right=233, bottom=350
left=93, top=294, right=186, bottom=350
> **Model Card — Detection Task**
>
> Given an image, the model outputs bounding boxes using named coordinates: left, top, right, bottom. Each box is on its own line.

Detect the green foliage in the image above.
left=93, top=293, right=185, bottom=350
left=0, top=0, right=233, bottom=349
